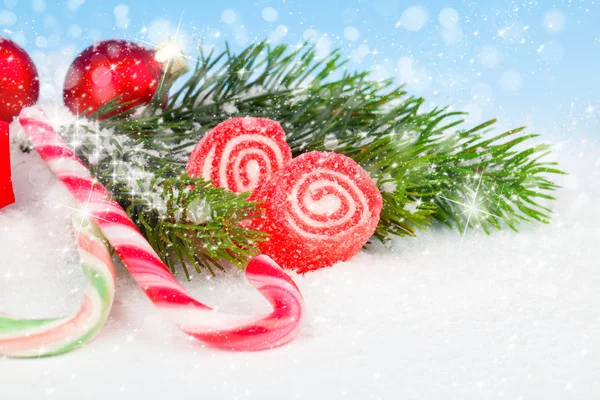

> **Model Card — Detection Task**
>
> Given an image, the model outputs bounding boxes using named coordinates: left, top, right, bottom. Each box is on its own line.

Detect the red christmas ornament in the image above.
left=249, top=151, right=383, bottom=273
left=186, top=117, right=292, bottom=195
left=0, top=121, right=15, bottom=209
left=0, top=37, right=39, bottom=123
left=63, top=40, right=164, bottom=118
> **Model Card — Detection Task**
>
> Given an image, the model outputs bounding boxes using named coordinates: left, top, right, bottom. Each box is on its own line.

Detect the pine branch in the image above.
left=75, top=40, right=563, bottom=275
left=60, top=122, right=266, bottom=277
left=134, top=174, right=266, bottom=278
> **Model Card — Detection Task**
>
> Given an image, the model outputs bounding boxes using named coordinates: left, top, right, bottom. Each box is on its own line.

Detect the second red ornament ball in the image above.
left=63, top=40, right=163, bottom=118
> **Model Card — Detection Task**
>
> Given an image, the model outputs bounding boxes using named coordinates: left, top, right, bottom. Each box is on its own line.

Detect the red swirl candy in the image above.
left=186, top=117, right=292, bottom=194
left=250, top=151, right=383, bottom=273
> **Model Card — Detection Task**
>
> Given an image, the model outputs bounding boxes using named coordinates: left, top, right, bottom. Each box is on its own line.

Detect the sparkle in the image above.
left=135, top=12, right=200, bottom=91
left=493, top=23, right=516, bottom=41
left=439, top=171, right=503, bottom=240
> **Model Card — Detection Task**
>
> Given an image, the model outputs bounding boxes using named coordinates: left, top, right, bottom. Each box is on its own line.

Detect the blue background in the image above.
left=1, top=0, right=598, bottom=139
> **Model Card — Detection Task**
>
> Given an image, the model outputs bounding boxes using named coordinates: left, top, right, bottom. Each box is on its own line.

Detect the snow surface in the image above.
left=1, top=136, right=599, bottom=399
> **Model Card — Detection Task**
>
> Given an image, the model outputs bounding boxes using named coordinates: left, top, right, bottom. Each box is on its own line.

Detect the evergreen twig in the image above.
left=67, top=40, right=563, bottom=275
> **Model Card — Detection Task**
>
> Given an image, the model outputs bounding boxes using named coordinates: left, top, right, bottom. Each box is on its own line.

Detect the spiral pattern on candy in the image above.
left=186, top=117, right=292, bottom=194
left=250, top=151, right=383, bottom=272
left=0, top=216, right=116, bottom=358
left=19, top=109, right=305, bottom=351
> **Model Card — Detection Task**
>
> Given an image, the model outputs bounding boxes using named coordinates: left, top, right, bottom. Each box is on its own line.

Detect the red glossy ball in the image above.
left=0, top=37, right=39, bottom=122
left=63, top=40, right=163, bottom=118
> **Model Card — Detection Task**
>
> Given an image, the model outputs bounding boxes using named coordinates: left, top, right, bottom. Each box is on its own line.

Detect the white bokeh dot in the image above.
left=43, top=15, right=57, bottom=29
left=303, top=28, right=319, bottom=42
left=233, top=25, right=247, bottom=45
left=316, top=37, right=331, bottom=59
left=47, top=33, right=60, bottom=48
left=12, top=31, right=26, bottom=46
left=89, top=28, right=101, bottom=41
left=344, top=26, right=360, bottom=42
left=114, top=4, right=130, bottom=29
left=114, top=5, right=129, bottom=19
left=92, top=66, right=113, bottom=87
left=439, top=8, right=459, bottom=28
left=39, top=83, right=56, bottom=100
left=397, top=56, right=430, bottom=90
left=35, top=36, right=48, bottom=48
left=276, top=25, right=288, bottom=37
left=67, top=0, right=85, bottom=12
left=471, top=83, right=493, bottom=103
left=500, top=70, right=523, bottom=92
left=542, top=284, right=559, bottom=299
left=221, top=9, right=237, bottom=24
left=0, top=10, right=16, bottom=25
left=479, top=45, right=502, bottom=68
left=32, top=0, right=46, bottom=13
left=67, top=24, right=82, bottom=38
left=351, top=44, right=370, bottom=63
left=262, top=7, right=278, bottom=22
left=397, top=6, right=429, bottom=32
left=542, top=9, right=566, bottom=33
left=269, top=24, right=288, bottom=43
left=146, top=18, right=190, bottom=47
left=370, top=63, right=394, bottom=82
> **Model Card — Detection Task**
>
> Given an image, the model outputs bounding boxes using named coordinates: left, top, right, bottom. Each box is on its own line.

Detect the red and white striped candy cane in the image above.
left=0, top=215, right=116, bottom=358
left=19, top=110, right=305, bottom=351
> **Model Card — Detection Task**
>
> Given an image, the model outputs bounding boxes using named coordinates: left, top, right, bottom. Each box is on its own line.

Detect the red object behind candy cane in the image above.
left=19, top=109, right=305, bottom=351
left=0, top=121, right=15, bottom=209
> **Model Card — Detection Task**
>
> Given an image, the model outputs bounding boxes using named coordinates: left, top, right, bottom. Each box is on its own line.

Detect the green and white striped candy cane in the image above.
left=0, top=216, right=116, bottom=358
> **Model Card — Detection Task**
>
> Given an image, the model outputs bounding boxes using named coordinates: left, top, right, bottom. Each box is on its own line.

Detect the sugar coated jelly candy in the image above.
left=250, top=151, right=383, bottom=272
left=186, top=117, right=292, bottom=194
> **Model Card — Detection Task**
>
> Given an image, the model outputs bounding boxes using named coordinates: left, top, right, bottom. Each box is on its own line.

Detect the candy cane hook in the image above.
left=19, top=109, right=304, bottom=351
left=0, top=216, right=116, bottom=358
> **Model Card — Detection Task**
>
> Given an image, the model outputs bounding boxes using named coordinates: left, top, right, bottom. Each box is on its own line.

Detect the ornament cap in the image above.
left=154, top=38, right=190, bottom=77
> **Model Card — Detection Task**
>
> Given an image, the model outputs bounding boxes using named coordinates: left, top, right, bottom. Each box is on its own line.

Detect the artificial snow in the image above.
left=186, top=196, right=212, bottom=224
left=1, top=137, right=599, bottom=399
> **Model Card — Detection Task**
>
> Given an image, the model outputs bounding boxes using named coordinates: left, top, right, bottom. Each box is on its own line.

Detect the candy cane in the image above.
left=19, top=110, right=304, bottom=351
left=186, top=117, right=292, bottom=194
left=250, top=151, right=383, bottom=273
left=0, top=216, right=116, bottom=358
